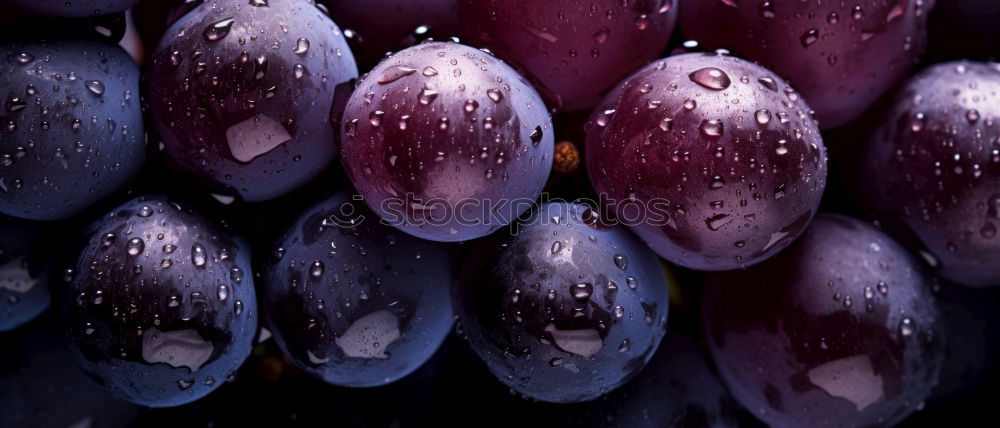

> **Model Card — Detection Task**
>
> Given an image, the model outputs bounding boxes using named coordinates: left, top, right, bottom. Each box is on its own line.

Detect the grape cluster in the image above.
left=0, top=1, right=997, bottom=426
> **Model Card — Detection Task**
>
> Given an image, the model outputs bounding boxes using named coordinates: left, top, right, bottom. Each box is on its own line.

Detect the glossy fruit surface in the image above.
left=459, top=0, right=678, bottom=111
left=321, top=0, right=458, bottom=69
left=586, top=52, right=827, bottom=271
left=263, top=190, right=454, bottom=387
left=0, top=216, right=50, bottom=331
left=703, top=214, right=945, bottom=427
left=862, top=61, right=1000, bottom=287
left=7, top=0, right=140, bottom=18
left=454, top=202, right=669, bottom=403
left=341, top=41, right=553, bottom=242
left=679, top=0, right=935, bottom=129
left=149, top=0, right=358, bottom=202
left=0, top=39, right=144, bottom=221
left=65, top=195, right=258, bottom=407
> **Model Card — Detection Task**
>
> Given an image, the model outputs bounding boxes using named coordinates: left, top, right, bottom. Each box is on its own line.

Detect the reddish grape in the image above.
left=586, top=53, right=827, bottom=271
left=679, top=0, right=935, bottom=129
left=148, top=0, right=358, bottom=202
left=458, top=0, right=678, bottom=111
left=861, top=61, right=1000, bottom=287
left=340, top=41, right=553, bottom=242
left=703, top=214, right=945, bottom=427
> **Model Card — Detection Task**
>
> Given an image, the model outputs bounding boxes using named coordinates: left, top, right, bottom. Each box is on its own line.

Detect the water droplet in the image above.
left=249, top=0, right=268, bottom=6
left=571, top=283, right=593, bottom=300
left=126, top=238, right=144, bottom=256
left=613, top=254, right=627, bottom=270
left=899, top=317, right=914, bottom=336
left=413, top=87, right=437, bottom=105
left=293, top=63, right=306, bottom=79
left=755, top=109, right=771, bottom=125
left=464, top=99, right=479, bottom=113
left=191, top=244, right=207, bottom=267
left=625, top=277, right=638, bottom=289
left=705, top=213, right=734, bottom=231
left=377, top=66, right=417, bottom=84
left=529, top=126, right=543, bottom=146
left=487, top=88, right=503, bottom=102
left=204, top=17, right=236, bottom=42
left=659, top=117, right=674, bottom=131
left=15, top=52, right=34, bottom=64
left=758, top=77, right=778, bottom=91
left=84, top=80, right=105, bottom=96
left=800, top=29, right=820, bottom=48
left=422, top=66, right=438, bottom=76
left=293, top=37, right=310, bottom=55
left=593, top=27, right=610, bottom=44
left=699, top=119, right=724, bottom=137
left=689, top=67, right=731, bottom=90
left=218, top=285, right=229, bottom=301
left=310, top=260, right=324, bottom=278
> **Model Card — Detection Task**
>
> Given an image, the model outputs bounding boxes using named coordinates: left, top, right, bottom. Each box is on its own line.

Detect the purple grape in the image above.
left=148, top=0, right=358, bottom=202
left=262, top=190, right=454, bottom=387
left=586, top=52, right=827, bottom=271
left=458, top=0, right=678, bottom=111
left=321, top=0, right=458, bottom=68
left=703, top=214, right=945, bottom=427
left=679, top=0, right=935, bottom=129
left=453, top=202, right=669, bottom=403
left=0, top=39, right=145, bottom=221
left=340, top=41, right=554, bottom=242
left=861, top=61, right=1000, bottom=287
left=7, top=0, right=140, bottom=18
left=65, top=195, right=258, bottom=407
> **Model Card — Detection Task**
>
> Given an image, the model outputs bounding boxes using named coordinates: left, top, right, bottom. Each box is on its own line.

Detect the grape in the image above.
left=64, top=195, right=258, bottom=407
left=340, top=41, right=554, bottom=242
left=703, top=214, right=945, bottom=427
left=861, top=61, right=1000, bottom=287
left=148, top=0, right=359, bottom=202
left=585, top=52, right=827, bottom=271
left=321, top=0, right=458, bottom=69
left=0, top=216, right=50, bottom=332
left=262, top=190, right=454, bottom=387
left=453, top=202, right=669, bottom=403
left=679, top=0, right=934, bottom=129
left=0, top=39, right=145, bottom=221
left=458, top=0, right=678, bottom=111
left=7, top=0, right=140, bottom=18
left=0, top=317, right=139, bottom=427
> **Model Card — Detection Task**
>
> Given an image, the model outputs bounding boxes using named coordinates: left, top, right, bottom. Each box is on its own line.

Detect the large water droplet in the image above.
left=204, top=17, right=236, bottom=42
left=84, top=80, right=105, bottom=96
left=126, top=238, right=145, bottom=256
left=293, top=37, right=310, bottom=55
left=377, top=66, right=417, bottom=84
left=689, top=67, right=731, bottom=90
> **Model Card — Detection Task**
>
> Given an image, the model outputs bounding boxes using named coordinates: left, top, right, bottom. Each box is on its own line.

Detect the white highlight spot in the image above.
left=142, top=327, right=214, bottom=372
left=225, top=114, right=291, bottom=163
left=544, top=323, right=602, bottom=357
left=808, top=354, right=885, bottom=411
left=335, top=309, right=400, bottom=359
left=0, top=257, right=36, bottom=293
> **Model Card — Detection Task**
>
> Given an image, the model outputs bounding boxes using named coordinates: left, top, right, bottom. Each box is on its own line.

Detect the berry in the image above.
left=340, top=41, right=553, bottom=242
left=586, top=53, right=826, bottom=271
left=454, top=202, right=669, bottom=403
left=64, top=195, right=258, bottom=407
left=262, top=190, right=454, bottom=387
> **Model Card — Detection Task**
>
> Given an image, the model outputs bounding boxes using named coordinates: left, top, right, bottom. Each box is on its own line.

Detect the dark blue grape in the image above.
left=453, top=201, right=669, bottom=403
left=148, top=0, right=358, bottom=202
left=64, top=195, right=258, bottom=407
left=0, top=39, right=144, bottom=221
left=263, top=190, right=454, bottom=387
